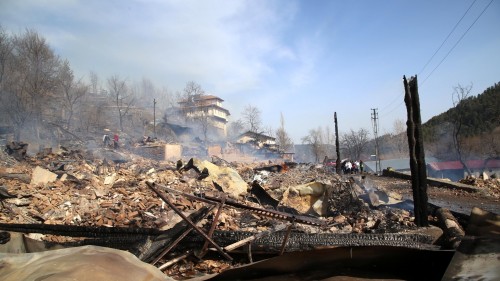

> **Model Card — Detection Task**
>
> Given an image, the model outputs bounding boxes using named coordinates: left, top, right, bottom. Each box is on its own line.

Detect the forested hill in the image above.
left=422, top=82, right=500, bottom=139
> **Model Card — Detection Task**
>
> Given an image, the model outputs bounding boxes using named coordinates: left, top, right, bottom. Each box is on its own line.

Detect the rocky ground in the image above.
left=367, top=174, right=500, bottom=215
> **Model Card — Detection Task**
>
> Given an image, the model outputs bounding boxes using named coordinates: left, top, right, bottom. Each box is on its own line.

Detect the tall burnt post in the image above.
left=403, top=75, right=429, bottom=227
left=334, top=112, right=341, bottom=174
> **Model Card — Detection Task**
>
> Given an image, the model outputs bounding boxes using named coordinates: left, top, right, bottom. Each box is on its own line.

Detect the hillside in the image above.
left=422, top=82, right=500, bottom=140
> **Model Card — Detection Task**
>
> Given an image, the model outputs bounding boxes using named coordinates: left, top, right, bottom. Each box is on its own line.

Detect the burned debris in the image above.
left=0, top=142, right=499, bottom=280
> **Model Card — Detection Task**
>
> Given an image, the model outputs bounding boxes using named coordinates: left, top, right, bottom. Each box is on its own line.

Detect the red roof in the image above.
left=428, top=159, right=500, bottom=171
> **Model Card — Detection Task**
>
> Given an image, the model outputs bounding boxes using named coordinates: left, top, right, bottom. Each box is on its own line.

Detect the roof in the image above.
left=364, top=157, right=438, bottom=173
left=428, top=159, right=500, bottom=171
left=196, top=95, right=223, bottom=101
left=178, top=94, right=224, bottom=104
left=238, top=131, right=275, bottom=141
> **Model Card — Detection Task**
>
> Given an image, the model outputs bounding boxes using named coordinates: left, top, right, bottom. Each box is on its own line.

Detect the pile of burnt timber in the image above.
left=0, top=146, right=484, bottom=279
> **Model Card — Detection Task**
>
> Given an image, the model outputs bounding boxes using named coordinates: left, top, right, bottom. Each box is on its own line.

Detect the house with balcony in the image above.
left=177, top=94, right=230, bottom=137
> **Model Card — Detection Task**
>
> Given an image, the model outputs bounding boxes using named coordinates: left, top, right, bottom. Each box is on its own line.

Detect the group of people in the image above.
left=103, top=133, right=119, bottom=149
left=341, top=159, right=364, bottom=174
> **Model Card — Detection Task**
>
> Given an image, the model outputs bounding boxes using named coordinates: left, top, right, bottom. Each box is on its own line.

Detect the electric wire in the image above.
left=417, top=0, right=478, bottom=77
left=380, top=99, right=404, bottom=118
left=379, top=0, right=493, bottom=117
left=421, top=0, right=494, bottom=85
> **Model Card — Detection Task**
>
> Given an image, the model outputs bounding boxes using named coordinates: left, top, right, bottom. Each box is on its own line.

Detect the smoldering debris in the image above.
left=0, top=143, right=498, bottom=280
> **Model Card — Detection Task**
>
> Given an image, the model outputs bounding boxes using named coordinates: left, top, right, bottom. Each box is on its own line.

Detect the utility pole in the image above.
left=334, top=112, right=341, bottom=174
left=371, top=108, right=381, bottom=174
left=153, top=99, right=157, bottom=138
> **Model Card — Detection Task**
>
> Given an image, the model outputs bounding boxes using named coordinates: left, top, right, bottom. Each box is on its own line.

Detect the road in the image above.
left=365, top=174, right=500, bottom=216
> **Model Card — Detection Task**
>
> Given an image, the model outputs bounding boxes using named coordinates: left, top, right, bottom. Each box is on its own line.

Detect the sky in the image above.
left=1, top=0, right=499, bottom=142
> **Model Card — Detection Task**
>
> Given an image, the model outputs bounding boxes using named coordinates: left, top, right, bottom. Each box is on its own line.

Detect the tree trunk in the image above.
left=403, top=75, right=429, bottom=227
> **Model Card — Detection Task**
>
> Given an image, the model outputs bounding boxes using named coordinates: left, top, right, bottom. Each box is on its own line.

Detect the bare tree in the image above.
left=392, top=118, right=408, bottom=157
left=301, top=127, right=325, bottom=163
left=178, top=81, right=205, bottom=124
left=242, top=104, right=262, bottom=132
left=275, top=113, right=293, bottom=152
left=89, top=71, right=100, bottom=94
left=324, top=126, right=336, bottom=157
left=15, top=29, right=61, bottom=128
left=58, top=60, right=88, bottom=130
left=451, top=83, right=473, bottom=175
left=228, top=119, right=245, bottom=139
left=262, top=125, right=274, bottom=138
left=484, top=127, right=500, bottom=158
left=135, top=78, right=155, bottom=108
left=196, top=112, right=211, bottom=143
left=0, top=26, right=13, bottom=86
left=107, top=75, right=135, bottom=132
left=341, top=128, right=370, bottom=160
left=0, top=29, right=61, bottom=140
left=0, top=26, right=14, bottom=126
left=182, top=81, right=204, bottom=102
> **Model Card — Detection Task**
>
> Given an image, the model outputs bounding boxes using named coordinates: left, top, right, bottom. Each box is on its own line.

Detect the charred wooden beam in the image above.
left=150, top=181, right=327, bottom=227
left=183, top=231, right=438, bottom=253
left=146, top=181, right=233, bottom=261
left=0, top=223, right=163, bottom=237
left=436, top=208, right=465, bottom=249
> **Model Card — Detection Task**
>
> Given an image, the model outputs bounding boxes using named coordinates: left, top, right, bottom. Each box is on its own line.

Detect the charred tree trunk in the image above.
left=334, top=112, right=341, bottom=174
left=403, top=75, right=429, bottom=227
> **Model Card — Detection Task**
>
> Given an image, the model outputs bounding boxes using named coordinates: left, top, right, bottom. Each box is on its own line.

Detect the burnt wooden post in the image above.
left=403, top=75, right=429, bottom=227
left=334, top=112, right=341, bottom=174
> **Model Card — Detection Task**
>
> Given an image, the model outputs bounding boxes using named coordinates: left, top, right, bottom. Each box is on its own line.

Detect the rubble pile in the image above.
left=459, top=175, right=500, bottom=198
left=0, top=143, right=448, bottom=279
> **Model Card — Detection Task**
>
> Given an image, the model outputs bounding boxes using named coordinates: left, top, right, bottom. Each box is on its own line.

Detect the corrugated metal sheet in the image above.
left=428, top=159, right=500, bottom=171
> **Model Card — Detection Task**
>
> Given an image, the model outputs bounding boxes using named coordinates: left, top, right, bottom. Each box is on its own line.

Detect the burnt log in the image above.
left=182, top=231, right=438, bottom=253
left=4, top=142, right=28, bottom=161
left=0, top=206, right=212, bottom=262
left=436, top=208, right=465, bottom=249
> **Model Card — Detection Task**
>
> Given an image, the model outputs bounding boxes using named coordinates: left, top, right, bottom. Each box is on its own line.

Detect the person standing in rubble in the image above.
left=360, top=160, right=364, bottom=174
left=113, top=133, right=119, bottom=149
left=102, top=134, right=110, bottom=148
left=344, top=160, right=352, bottom=174
left=354, top=160, right=360, bottom=174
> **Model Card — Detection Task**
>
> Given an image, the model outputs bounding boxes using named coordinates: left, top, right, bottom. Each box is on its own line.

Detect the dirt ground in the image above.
left=365, top=174, right=500, bottom=216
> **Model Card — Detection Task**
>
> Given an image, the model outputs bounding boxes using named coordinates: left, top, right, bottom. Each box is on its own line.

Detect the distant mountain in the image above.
left=422, top=82, right=500, bottom=141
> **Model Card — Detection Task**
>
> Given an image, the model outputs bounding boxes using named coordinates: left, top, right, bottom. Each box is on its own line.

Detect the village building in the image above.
left=427, top=159, right=500, bottom=181
left=177, top=94, right=230, bottom=137
left=363, top=157, right=438, bottom=174
left=236, top=131, right=276, bottom=146
left=234, top=131, right=280, bottom=159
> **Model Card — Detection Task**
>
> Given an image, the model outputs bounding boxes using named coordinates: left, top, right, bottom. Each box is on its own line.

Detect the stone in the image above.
left=30, top=166, right=58, bottom=186
left=193, top=159, right=248, bottom=199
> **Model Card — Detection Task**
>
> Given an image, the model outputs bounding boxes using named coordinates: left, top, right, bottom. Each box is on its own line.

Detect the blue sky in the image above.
left=1, top=0, right=499, bottom=142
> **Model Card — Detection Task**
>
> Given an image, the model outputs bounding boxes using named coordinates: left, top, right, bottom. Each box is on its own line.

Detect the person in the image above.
left=345, top=160, right=352, bottom=174
left=113, top=133, right=119, bottom=149
left=102, top=134, right=110, bottom=147
left=360, top=160, right=364, bottom=173
left=354, top=160, right=360, bottom=174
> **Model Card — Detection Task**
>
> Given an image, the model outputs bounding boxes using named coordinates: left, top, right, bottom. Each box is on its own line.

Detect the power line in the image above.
left=378, top=0, right=488, bottom=114
left=421, top=0, right=494, bottom=85
left=379, top=91, right=404, bottom=111
left=380, top=99, right=404, bottom=118
left=418, top=0, right=478, bottom=76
